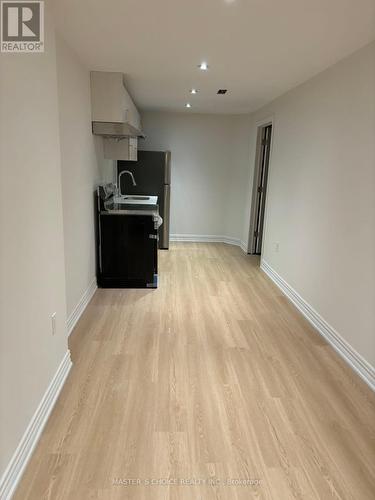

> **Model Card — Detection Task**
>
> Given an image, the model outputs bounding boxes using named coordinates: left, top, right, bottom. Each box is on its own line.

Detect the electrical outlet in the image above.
left=274, top=242, right=280, bottom=253
left=51, top=312, right=56, bottom=336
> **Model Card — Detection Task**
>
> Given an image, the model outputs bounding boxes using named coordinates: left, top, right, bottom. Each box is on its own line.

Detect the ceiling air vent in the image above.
left=217, top=89, right=228, bottom=94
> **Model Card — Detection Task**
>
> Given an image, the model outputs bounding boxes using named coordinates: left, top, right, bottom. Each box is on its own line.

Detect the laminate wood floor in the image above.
left=14, top=243, right=375, bottom=499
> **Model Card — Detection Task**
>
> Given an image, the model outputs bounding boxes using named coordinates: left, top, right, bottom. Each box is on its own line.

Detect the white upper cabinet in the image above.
left=90, top=71, right=141, bottom=131
left=103, top=137, right=138, bottom=161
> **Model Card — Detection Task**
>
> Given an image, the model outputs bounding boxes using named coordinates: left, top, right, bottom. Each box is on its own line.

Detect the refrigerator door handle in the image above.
left=164, top=151, right=171, bottom=185
left=161, top=184, right=170, bottom=249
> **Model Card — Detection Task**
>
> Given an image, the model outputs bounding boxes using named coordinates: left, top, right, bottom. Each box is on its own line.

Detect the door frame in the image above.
left=247, top=116, right=274, bottom=255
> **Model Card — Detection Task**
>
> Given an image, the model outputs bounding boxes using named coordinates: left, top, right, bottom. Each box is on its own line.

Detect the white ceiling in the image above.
left=53, top=0, right=375, bottom=114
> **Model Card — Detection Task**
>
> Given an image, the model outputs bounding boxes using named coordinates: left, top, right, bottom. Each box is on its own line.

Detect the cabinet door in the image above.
left=91, top=71, right=127, bottom=123
left=103, top=137, right=130, bottom=160
left=91, top=71, right=141, bottom=126
left=129, top=137, right=138, bottom=161
left=103, top=137, right=137, bottom=161
left=100, top=214, right=155, bottom=285
left=122, top=83, right=141, bottom=129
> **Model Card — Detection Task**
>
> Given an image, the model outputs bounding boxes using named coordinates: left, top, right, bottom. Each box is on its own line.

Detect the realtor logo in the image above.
left=1, top=1, right=44, bottom=52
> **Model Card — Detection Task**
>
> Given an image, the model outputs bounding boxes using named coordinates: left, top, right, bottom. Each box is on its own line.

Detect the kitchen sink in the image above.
left=113, top=194, right=158, bottom=206
left=124, top=196, right=150, bottom=200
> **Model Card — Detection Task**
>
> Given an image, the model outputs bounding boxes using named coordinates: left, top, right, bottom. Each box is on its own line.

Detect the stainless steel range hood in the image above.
left=92, top=121, right=145, bottom=138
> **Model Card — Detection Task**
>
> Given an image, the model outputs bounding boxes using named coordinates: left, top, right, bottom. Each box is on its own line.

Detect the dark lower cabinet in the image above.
left=97, top=213, right=158, bottom=288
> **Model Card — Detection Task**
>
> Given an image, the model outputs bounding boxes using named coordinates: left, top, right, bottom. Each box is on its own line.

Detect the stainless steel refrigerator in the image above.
left=118, top=151, right=171, bottom=249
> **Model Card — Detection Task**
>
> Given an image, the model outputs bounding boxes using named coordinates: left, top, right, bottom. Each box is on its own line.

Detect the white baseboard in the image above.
left=67, top=278, right=97, bottom=335
left=240, top=240, right=249, bottom=253
left=170, top=234, right=248, bottom=253
left=0, top=350, right=72, bottom=500
left=260, top=260, right=375, bottom=391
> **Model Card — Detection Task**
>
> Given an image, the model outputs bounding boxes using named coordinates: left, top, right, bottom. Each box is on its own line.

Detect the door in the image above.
left=251, top=124, right=272, bottom=254
left=99, top=214, right=156, bottom=287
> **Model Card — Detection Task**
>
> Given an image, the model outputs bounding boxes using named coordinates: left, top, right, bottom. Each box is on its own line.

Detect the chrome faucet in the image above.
left=118, top=170, right=137, bottom=196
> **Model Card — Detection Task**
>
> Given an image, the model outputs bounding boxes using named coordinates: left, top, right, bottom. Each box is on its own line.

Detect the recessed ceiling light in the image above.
left=185, top=103, right=192, bottom=108
left=198, top=62, right=208, bottom=71
left=190, top=88, right=198, bottom=94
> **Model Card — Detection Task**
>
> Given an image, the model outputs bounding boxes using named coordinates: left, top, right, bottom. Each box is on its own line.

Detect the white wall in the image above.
left=0, top=9, right=69, bottom=476
left=56, top=35, right=100, bottom=319
left=243, top=41, right=375, bottom=366
left=141, top=112, right=251, bottom=242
